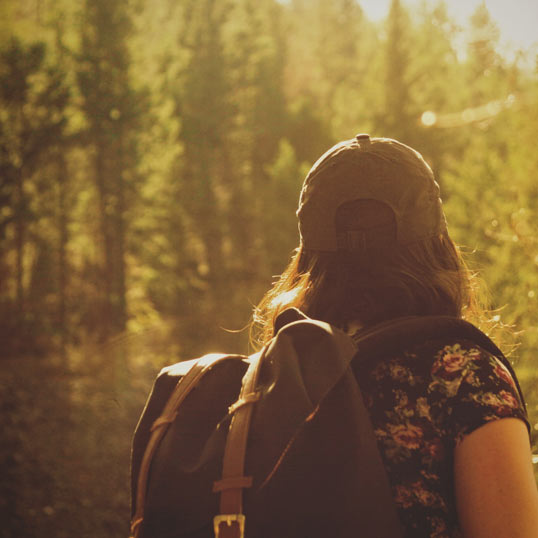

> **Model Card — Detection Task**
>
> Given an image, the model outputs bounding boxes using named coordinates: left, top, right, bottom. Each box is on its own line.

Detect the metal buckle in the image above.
left=213, top=514, right=246, bottom=538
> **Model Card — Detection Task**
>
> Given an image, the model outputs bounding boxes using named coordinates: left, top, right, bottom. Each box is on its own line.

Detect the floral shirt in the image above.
left=350, top=334, right=528, bottom=538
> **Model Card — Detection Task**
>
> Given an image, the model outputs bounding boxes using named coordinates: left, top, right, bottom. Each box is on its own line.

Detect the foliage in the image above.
left=0, top=37, right=69, bottom=356
left=1, top=0, right=538, bottom=536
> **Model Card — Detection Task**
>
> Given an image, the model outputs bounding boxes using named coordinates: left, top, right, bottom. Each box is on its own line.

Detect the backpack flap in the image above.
left=239, top=315, right=403, bottom=537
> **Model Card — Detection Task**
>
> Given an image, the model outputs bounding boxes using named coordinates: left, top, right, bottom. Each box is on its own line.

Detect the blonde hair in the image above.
left=251, top=232, right=484, bottom=350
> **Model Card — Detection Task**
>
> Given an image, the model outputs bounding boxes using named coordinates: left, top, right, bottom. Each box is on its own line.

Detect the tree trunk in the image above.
left=114, top=127, right=127, bottom=334
left=57, top=151, right=68, bottom=357
left=95, top=136, right=114, bottom=341
left=15, top=165, right=24, bottom=315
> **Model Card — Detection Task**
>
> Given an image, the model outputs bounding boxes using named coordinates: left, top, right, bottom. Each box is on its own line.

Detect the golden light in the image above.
left=420, top=94, right=516, bottom=129
left=421, top=111, right=437, bottom=127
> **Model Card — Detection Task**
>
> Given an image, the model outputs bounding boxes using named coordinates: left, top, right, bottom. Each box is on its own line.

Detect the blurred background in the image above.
left=1, top=0, right=538, bottom=536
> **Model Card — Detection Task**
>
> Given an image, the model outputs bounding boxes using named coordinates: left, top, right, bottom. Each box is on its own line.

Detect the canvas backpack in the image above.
left=129, top=309, right=526, bottom=538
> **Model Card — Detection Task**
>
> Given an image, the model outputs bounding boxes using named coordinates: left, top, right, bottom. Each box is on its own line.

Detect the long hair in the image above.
left=251, top=228, right=483, bottom=350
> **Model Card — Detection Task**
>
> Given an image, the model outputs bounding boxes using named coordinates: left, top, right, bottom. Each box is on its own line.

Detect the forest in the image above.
left=1, top=0, right=538, bottom=536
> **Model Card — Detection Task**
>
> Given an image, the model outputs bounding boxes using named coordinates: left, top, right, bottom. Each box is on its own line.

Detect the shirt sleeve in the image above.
left=427, top=340, right=529, bottom=447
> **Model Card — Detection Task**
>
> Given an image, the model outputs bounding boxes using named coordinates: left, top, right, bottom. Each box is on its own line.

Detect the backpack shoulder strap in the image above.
left=351, top=315, right=527, bottom=415
left=213, top=349, right=265, bottom=538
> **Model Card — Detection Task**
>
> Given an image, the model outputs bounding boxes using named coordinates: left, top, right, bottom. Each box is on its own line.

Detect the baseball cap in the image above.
left=297, top=134, right=447, bottom=252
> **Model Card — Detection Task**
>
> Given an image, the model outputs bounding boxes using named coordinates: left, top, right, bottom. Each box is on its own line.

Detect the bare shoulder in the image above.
left=454, top=418, right=538, bottom=538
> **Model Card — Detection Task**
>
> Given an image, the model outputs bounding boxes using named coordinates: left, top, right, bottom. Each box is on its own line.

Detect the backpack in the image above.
left=130, top=309, right=526, bottom=538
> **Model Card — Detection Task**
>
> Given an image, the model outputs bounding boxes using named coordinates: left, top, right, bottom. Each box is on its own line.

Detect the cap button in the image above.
left=355, top=133, right=370, bottom=143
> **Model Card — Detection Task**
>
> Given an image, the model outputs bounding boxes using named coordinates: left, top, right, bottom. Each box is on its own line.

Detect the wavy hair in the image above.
left=251, top=230, right=484, bottom=350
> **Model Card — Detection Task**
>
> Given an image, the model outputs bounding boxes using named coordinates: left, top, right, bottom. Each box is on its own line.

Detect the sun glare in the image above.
left=359, top=0, right=538, bottom=54
left=421, top=111, right=437, bottom=127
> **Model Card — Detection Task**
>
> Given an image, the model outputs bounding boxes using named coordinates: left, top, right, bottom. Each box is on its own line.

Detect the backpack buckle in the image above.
left=213, top=514, right=245, bottom=538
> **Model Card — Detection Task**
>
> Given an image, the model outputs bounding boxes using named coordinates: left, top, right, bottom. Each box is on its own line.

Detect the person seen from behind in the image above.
left=252, top=134, right=538, bottom=537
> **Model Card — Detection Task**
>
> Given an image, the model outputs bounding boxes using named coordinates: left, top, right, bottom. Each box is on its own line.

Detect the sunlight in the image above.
left=359, top=0, right=538, bottom=53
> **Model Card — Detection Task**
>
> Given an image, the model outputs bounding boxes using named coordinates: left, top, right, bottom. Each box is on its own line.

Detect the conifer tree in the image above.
left=169, top=0, right=232, bottom=325
left=77, top=0, right=142, bottom=339
left=0, top=37, right=69, bottom=354
left=379, top=0, right=416, bottom=143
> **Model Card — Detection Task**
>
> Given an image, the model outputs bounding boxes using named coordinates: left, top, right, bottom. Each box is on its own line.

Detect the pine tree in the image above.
left=0, top=37, right=69, bottom=355
left=465, top=2, right=505, bottom=103
left=377, top=0, right=417, bottom=144
left=77, top=0, right=143, bottom=340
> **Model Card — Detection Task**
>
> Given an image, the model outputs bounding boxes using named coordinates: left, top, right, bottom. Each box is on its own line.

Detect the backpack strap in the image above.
left=212, top=349, right=265, bottom=538
left=350, top=315, right=527, bottom=415
left=130, top=353, right=246, bottom=538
